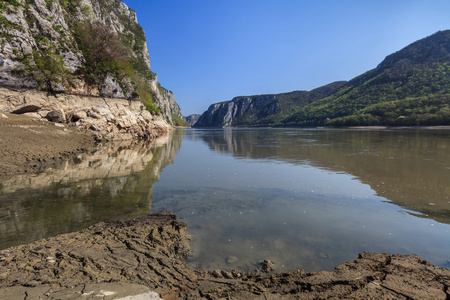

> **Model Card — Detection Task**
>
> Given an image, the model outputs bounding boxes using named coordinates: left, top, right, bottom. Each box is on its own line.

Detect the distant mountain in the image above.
left=194, top=81, right=346, bottom=127
left=185, top=114, right=201, bottom=126
left=284, top=30, right=450, bottom=126
left=195, top=30, right=450, bottom=127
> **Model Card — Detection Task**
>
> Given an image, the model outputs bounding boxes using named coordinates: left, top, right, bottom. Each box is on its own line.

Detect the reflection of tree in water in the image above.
left=0, top=131, right=184, bottom=250
left=192, top=129, right=450, bottom=224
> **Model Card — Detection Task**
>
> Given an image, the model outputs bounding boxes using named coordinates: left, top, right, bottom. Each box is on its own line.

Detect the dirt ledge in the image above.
left=0, top=212, right=448, bottom=300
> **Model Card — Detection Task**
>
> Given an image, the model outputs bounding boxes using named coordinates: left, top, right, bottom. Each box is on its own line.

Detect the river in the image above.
left=1, top=128, right=449, bottom=272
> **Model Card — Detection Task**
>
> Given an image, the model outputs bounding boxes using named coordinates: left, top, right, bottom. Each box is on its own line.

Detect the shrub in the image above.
left=31, top=50, right=74, bottom=91
left=73, top=20, right=130, bottom=86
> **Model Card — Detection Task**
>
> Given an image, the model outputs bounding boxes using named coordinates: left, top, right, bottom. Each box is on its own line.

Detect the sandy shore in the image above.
left=0, top=113, right=96, bottom=176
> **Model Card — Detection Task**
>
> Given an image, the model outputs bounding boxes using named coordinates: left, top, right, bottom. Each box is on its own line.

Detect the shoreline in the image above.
left=1, top=113, right=449, bottom=299
left=0, top=212, right=448, bottom=299
left=0, top=113, right=97, bottom=176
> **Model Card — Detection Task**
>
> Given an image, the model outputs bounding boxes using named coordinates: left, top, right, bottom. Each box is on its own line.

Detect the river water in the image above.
left=1, top=128, right=449, bottom=272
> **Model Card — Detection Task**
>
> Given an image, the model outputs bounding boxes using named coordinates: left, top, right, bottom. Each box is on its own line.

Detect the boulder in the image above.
left=71, top=110, right=87, bottom=122
left=261, top=259, right=275, bottom=273
left=92, top=106, right=111, bottom=115
left=100, top=74, right=125, bottom=98
left=46, top=109, right=66, bottom=123
left=22, top=112, right=42, bottom=119
left=87, top=109, right=101, bottom=119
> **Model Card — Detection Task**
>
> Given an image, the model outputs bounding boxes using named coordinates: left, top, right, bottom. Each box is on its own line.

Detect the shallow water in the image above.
left=1, top=128, right=449, bottom=272
left=152, top=128, right=450, bottom=272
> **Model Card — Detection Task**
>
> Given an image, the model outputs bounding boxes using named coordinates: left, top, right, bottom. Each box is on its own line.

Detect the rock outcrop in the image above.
left=0, top=0, right=184, bottom=127
left=0, top=87, right=169, bottom=140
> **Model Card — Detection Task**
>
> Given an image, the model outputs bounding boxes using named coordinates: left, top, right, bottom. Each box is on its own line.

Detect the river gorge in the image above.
left=1, top=128, right=449, bottom=275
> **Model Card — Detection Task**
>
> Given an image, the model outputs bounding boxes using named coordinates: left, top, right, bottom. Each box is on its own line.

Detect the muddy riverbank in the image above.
left=0, top=211, right=448, bottom=299
left=0, top=113, right=96, bottom=176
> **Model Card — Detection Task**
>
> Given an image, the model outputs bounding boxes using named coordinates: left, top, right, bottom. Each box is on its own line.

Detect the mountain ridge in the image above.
left=193, top=81, right=346, bottom=127
left=194, top=30, right=450, bottom=127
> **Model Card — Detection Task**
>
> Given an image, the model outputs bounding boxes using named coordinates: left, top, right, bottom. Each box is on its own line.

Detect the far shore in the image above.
left=333, top=125, right=450, bottom=130
left=2, top=113, right=450, bottom=176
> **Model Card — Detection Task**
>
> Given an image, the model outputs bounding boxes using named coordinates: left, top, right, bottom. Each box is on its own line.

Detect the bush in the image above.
left=73, top=20, right=130, bottom=86
left=22, top=50, right=74, bottom=92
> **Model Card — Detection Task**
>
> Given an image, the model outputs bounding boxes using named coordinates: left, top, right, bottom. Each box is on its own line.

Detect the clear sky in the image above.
left=122, top=0, right=450, bottom=116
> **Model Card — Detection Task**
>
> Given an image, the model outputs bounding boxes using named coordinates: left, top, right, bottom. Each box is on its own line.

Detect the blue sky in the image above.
left=122, top=0, right=450, bottom=116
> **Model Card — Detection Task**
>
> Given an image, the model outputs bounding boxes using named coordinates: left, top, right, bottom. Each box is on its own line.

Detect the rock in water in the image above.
left=261, top=259, right=275, bottom=273
left=226, top=255, right=239, bottom=264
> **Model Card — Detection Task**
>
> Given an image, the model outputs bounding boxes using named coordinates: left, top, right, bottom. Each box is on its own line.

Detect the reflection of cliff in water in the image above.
left=191, top=128, right=450, bottom=224
left=0, top=131, right=183, bottom=250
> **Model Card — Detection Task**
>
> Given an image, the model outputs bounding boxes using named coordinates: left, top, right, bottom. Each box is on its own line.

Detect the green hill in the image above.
left=282, top=30, right=450, bottom=126
left=253, top=81, right=347, bottom=126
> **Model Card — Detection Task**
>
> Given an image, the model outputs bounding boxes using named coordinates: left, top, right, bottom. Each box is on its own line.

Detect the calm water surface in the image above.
left=1, top=128, right=449, bottom=272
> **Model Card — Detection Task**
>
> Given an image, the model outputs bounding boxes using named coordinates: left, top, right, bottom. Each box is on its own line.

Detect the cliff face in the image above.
left=0, top=0, right=184, bottom=126
left=194, top=82, right=346, bottom=128
left=185, top=114, right=201, bottom=126
left=194, top=95, right=279, bottom=127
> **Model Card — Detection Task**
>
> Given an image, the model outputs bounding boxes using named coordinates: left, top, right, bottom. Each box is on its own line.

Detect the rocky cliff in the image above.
left=194, top=94, right=280, bottom=127
left=0, top=0, right=185, bottom=134
left=185, top=113, right=201, bottom=126
left=194, top=82, right=346, bottom=127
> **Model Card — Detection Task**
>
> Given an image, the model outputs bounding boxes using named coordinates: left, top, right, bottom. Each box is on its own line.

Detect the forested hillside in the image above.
left=282, top=30, right=450, bottom=126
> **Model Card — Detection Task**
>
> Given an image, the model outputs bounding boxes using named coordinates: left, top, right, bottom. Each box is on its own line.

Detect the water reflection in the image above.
left=2, top=128, right=449, bottom=273
left=191, top=129, right=450, bottom=224
left=0, top=131, right=182, bottom=250
left=153, top=128, right=450, bottom=272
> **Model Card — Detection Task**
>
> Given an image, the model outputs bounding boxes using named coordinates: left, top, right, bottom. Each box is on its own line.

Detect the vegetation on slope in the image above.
left=281, top=30, right=450, bottom=126
left=252, top=81, right=347, bottom=126
left=171, top=114, right=190, bottom=127
left=1, top=0, right=162, bottom=115
left=326, top=94, right=450, bottom=126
